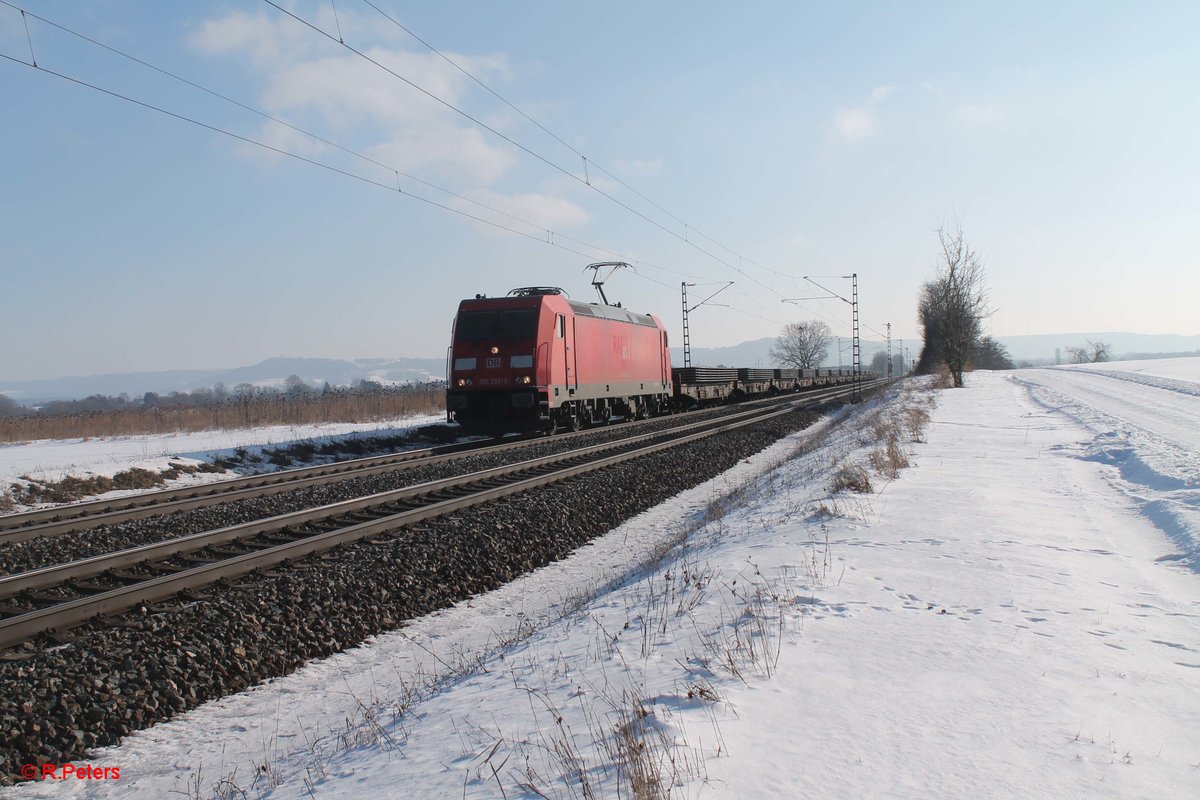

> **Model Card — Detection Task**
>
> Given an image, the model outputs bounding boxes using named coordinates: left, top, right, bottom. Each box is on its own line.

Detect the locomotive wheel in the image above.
left=569, top=412, right=582, bottom=433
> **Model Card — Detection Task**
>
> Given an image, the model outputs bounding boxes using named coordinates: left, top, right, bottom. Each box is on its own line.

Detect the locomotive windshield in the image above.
left=455, top=308, right=539, bottom=341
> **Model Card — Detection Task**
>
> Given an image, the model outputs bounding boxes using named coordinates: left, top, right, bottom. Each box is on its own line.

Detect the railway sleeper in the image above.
left=105, top=569, right=161, bottom=584
left=177, top=553, right=221, bottom=566
left=122, top=562, right=190, bottom=576
left=27, top=589, right=81, bottom=604
left=69, top=580, right=123, bottom=595
left=259, top=531, right=305, bottom=544
left=42, top=631, right=83, bottom=647
left=209, top=544, right=255, bottom=557
left=0, top=604, right=34, bottom=618
left=306, top=522, right=347, bottom=534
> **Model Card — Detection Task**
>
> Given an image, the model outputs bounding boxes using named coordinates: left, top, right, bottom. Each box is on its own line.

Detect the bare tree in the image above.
left=1065, top=340, right=1112, bottom=363
left=870, top=350, right=907, bottom=376
left=769, top=320, right=832, bottom=369
left=916, top=225, right=990, bottom=387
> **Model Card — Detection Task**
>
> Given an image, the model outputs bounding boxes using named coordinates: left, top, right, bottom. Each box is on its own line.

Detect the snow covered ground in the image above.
left=1057, top=355, right=1200, bottom=386
left=5, top=365, right=1199, bottom=799
left=0, top=414, right=448, bottom=509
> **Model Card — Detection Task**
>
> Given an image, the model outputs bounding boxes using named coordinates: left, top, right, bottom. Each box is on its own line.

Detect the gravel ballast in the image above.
left=1, top=406, right=823, bottom=782
left=0, top=405, right=758, bottom=578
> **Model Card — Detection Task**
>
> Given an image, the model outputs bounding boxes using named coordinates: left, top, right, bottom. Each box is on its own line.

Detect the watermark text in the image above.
left=21, top=763, right=121, bottom=781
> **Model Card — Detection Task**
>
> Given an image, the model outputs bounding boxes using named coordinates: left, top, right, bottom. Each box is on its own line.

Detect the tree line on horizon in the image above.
left=0, top=378, right=445, bottom=442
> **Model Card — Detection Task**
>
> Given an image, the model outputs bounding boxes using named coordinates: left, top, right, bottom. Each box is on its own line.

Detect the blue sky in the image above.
left=2, top=1, right=1197, bottom=380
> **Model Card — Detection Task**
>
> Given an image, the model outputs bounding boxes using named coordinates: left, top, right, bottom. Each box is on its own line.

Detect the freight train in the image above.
left=445, top=286, right=868, bottom=435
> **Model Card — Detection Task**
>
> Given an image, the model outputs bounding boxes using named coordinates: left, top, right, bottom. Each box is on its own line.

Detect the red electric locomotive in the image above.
left=446, top=287, right=672, bottom=434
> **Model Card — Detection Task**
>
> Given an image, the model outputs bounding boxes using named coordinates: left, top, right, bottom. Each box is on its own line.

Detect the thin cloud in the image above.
left=613, top=158, right=663, bottom=177
left=449, top=189, right=590, bottom=236
left=831, top=85, right=896, bottom=142
left=190, top=7, right=517, bottom=185
left=955, top=103, right=1004, bottom=127
left=832, top=108, right=875, bottom=141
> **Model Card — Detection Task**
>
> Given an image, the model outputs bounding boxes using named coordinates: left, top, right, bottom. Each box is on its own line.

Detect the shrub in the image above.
left=830, top=464, right=872, bottom=494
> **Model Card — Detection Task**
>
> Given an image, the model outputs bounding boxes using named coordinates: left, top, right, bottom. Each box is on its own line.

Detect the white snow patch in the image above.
left=5, top=369, right=1198, bottom=799
left=1055, top=355, right=1200, bottom=390
left=0, top=414, right=450, bottom=511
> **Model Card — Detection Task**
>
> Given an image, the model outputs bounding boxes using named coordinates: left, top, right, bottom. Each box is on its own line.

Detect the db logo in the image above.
left=486, top=357, right=501, bottom=368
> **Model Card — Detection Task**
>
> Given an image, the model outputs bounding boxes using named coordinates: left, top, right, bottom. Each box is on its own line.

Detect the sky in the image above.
left=1, top=1, right=1198, bottom=381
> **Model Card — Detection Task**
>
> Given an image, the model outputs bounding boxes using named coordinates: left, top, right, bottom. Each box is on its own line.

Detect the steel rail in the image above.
left=0, top=397, right=796, bottom=598
left=0, top=383, right=871, bottom=650
left=0, top=382, right=870, bottom=541
left=0, top=433, right=531, bottom=539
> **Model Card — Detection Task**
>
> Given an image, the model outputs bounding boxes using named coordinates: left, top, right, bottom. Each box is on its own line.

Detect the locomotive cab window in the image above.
left=455, top=309, right=539, bottom=341
left=556, top=315, right=565, bottom=339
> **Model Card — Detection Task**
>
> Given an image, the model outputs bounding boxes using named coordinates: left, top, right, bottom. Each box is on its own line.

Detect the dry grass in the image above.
left=848, top=379, right=936, bottom=487
left=0, top=387, right=443, bottom=443
left=868, top=439, right=910, bottom=479
left=830, top=464, right=873, bottom=494
left=11, top=462, right=226, bottom=506
left=177, top=386, right=926, bottom=799
left=931, top=365, right=955, bottom=390
left=902, top=405, right=932, bottom=442
left=607, top=693, right=673, bottom=800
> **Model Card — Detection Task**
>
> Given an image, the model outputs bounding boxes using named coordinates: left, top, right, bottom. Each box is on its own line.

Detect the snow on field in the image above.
left=5, top=367, right=1199, bottom=799
left=1057, top=354, right=1200, bottom=390
left=0, top=414, right=448, bottom=505
left=1021, top=359, right=1200, bottom=562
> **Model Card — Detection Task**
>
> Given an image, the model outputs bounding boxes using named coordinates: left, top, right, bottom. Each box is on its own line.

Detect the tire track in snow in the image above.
left=1012, top=373, right=1200, bottom=571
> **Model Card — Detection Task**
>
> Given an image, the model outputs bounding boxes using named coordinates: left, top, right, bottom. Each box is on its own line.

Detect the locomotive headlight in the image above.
left=515, top=375, right=532, bottom=385
left=456, top=378, right=466, bottom=387
left=490, top=345, right=500, bottom=355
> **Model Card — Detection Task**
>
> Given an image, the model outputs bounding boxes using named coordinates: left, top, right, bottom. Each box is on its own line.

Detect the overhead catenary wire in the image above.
left=259, top=0, right=797, bottom=302
left=357, top=0, right=802, bottom=287
left=0, top=1, right=794, bottom=328
left=0, top=1, right=754, bottom=293
left=19, top=7, right=35, bottom=65
left=1, top=2, right=555, bottom=238
left=0, top=29, right=767, bottom=324
left=0, top=51, right=612, bottom=262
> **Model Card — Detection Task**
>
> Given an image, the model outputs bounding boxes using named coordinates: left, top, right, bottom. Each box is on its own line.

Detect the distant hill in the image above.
left=673, top=337, right=901, bottom=370
left=5, top=330, right=1197, bottom=404
left=0, top=357, right=446, bottom=404
left=676, top=332, right=1200, bottom=369
left=991, top=333, right=1200, bottom=363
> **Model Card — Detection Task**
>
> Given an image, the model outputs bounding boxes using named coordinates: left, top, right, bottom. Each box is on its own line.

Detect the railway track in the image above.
left=0, top=432, right=526, bottom=541
left=0, top=382, right=871, bottom=651
left=0, top=383, right=866, bottom=542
